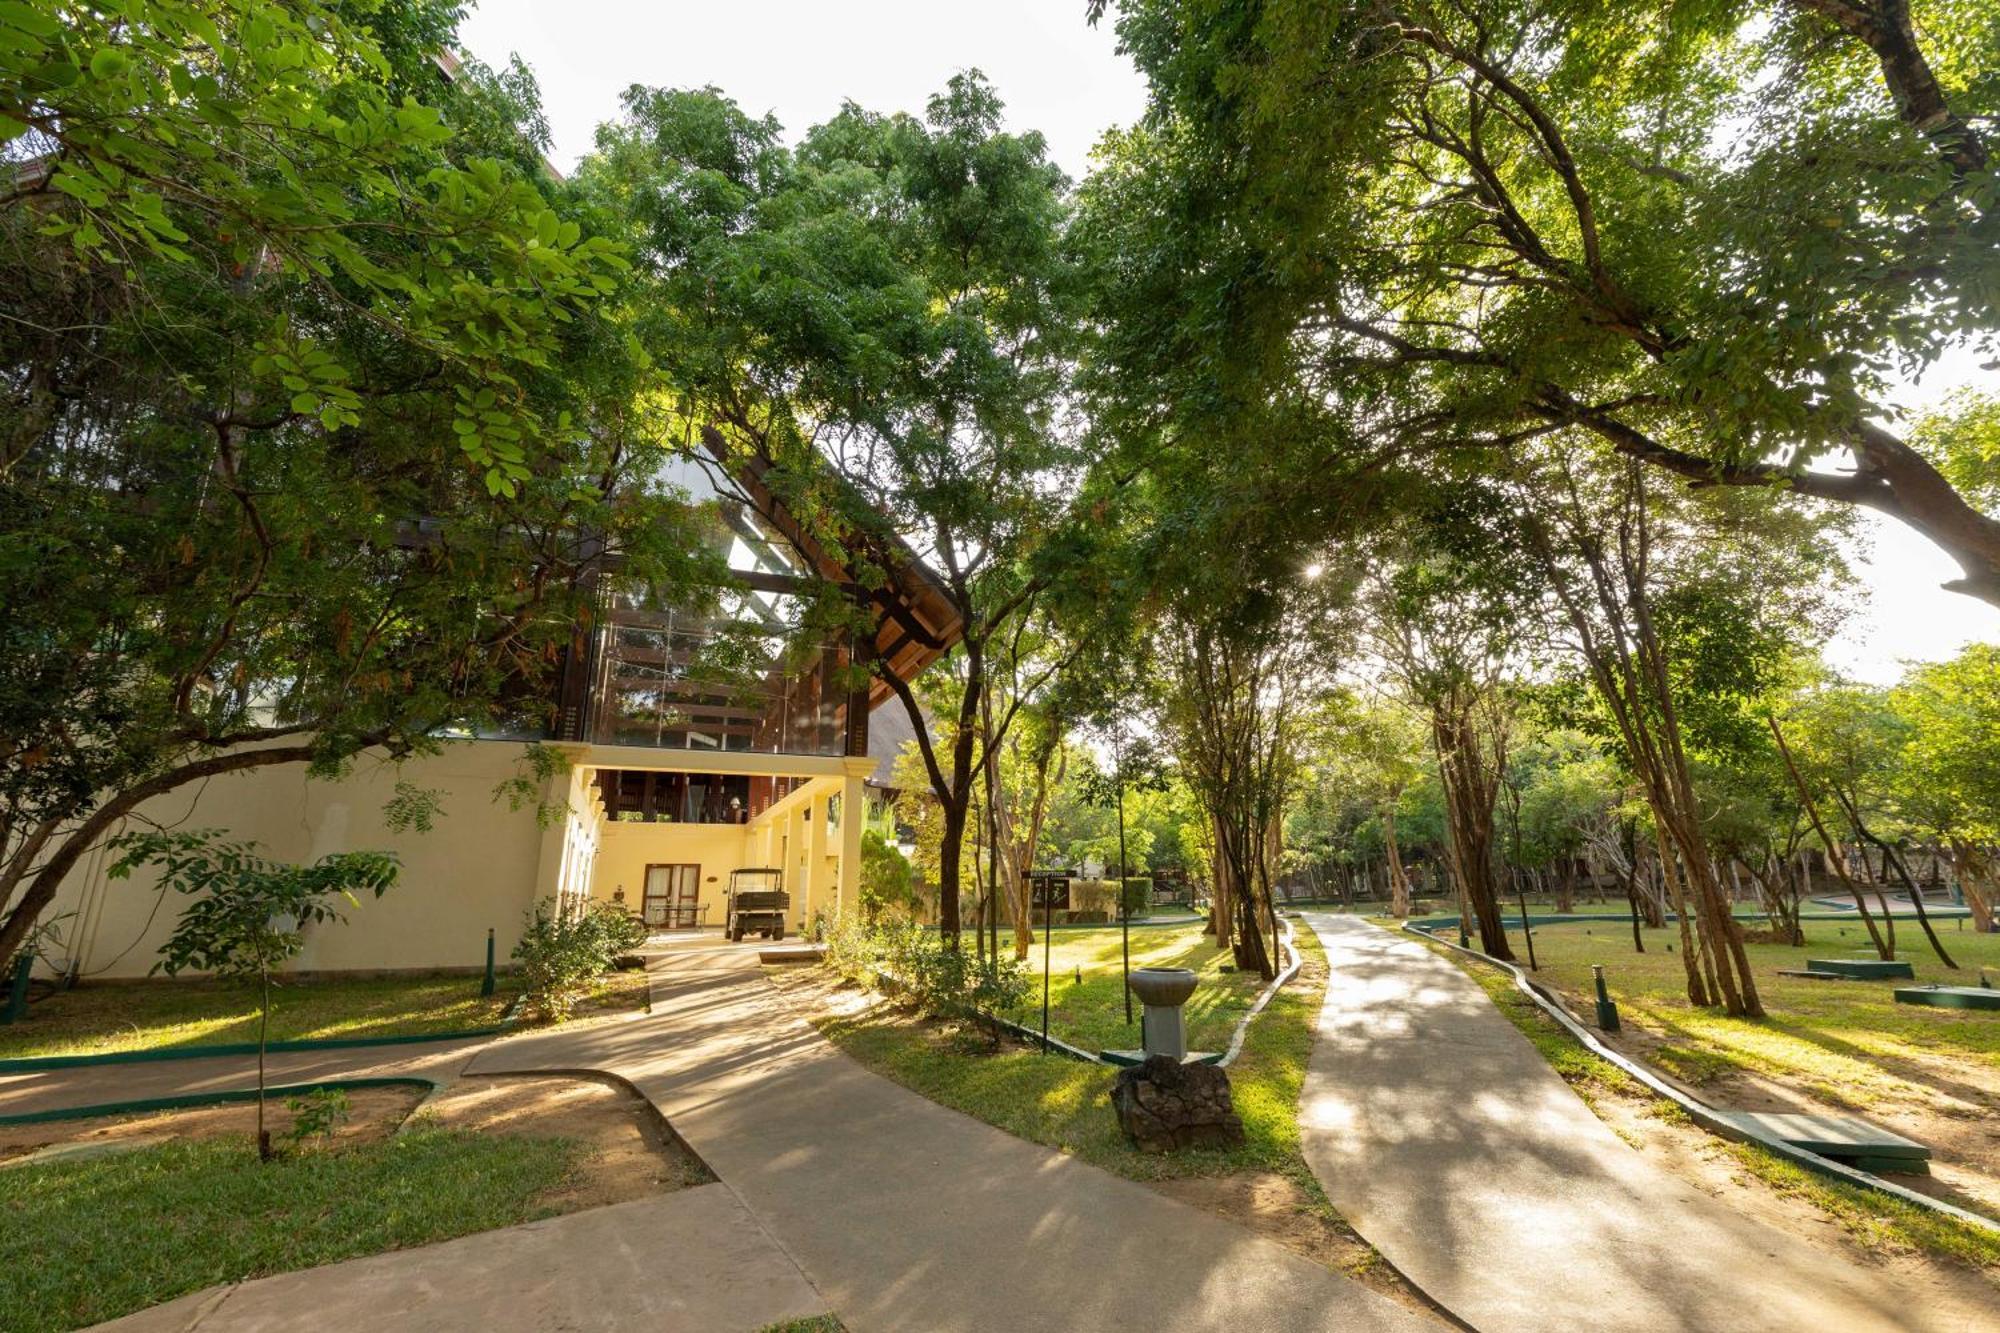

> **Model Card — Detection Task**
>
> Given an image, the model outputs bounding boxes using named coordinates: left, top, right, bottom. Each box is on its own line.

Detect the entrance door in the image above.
left=642, top=864, right=701, bottom=929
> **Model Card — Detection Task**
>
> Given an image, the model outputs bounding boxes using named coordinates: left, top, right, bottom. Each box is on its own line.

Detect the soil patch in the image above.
left=1584, top=1085, right=2000, bottom=1321
left=1582, top=997, right=2000, bottom=1219
left=0, top=1071, right=710, bottom=1214
left=419, top=1074, right=712, bottom=1209
left=0, top=1086, right=422, bottom=1162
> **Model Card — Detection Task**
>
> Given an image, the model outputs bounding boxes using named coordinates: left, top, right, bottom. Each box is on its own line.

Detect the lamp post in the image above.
left=1116, top=741, right=1132, bottom=1027
left=1041, top=877, right=1054, bottom=1048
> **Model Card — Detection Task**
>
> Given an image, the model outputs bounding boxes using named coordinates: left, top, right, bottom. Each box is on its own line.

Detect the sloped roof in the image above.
left=699, top=426, right=963, bottom=706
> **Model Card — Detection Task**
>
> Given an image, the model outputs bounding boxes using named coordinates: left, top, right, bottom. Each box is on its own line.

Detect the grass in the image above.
left=0, top=963, right=653, bottom=1062
left=0, top=1126, right=585, bottom=1331
left=805, top=923, right=1336, bottom=1202
left=1016, top=923, right=1265, bottom=1054
left=1402, top=926, right=2000, bottom=1269
left=1499, top=919, right=2000, bottom=1102
left=0, top=974, right=520, bottom=1061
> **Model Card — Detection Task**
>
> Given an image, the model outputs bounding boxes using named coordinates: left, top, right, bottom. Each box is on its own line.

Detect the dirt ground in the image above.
left=0, top=1073, right=711, bottom=1212
left=1146, top=1170, right=1441, bottom=1316
left=1579, top=1077, right=2000, bottom=1323
left=1593, top=1006, right=2000, bottom=1219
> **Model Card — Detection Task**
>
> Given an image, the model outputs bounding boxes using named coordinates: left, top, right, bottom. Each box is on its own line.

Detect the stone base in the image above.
left=1111, top=1053, right=1246, bottom=1153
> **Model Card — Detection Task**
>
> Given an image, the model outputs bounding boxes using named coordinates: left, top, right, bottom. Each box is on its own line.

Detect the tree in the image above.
left=1365, top=527, right=1523, bottom=960
left=108, top=830, right=398, bottom=1160
left=1088, top=0, right=2000, bottom=605
left=1324, top=697, right=1427, bottom=916
left=584, top=75, right=1082, bottom=946
left=1786, top=682, right=1961, bottom=966
left=858, top=829, right=923, bottom=924
left=1, top=6, right=711, bottom=969
left=1893, top=644, right=2000, bottom=931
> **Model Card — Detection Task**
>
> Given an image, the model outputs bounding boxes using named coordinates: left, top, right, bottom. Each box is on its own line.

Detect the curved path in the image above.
left=467, top=937, right=1432, bottom=1333
left=1297, top=913, right=1973, bottom=1333
left=19, top=938, right=1432, bottom=1332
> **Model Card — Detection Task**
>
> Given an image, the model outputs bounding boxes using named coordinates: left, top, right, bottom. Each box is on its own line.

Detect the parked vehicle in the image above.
left=724, top=868, right=789, bottom=942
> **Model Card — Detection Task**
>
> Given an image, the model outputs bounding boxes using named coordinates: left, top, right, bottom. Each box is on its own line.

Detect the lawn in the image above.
left=0, top=974, right=519, bottom=1061
left=1017, top=922, right=1267, bottom=1054
left=0, top=966, right=654, bottom=1062
left=797, top=922, right=1328, bottom=1191
left=1403, top=924, right=2000, bottom=1269
left=0, top=1126, right=584, bottom=1331
left=1499, top=919, right=2000, bottom=1100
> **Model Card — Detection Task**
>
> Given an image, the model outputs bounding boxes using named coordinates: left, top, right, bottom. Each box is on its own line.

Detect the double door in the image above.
left=642, top=863, right=702, bottom=929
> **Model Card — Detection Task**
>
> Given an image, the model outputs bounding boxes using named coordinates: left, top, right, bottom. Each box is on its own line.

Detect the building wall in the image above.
left=40, top=743, right=874, bottom=977
left=590, top=820, right=755, bottom=928
left=42, top=741, right=551, bottom=979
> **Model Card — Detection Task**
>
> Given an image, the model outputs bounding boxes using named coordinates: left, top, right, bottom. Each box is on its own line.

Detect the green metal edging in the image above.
left=1218, top=914, right=1300, bottom=1068
left=1398, top=920, right=2000, bottom=1236
left=1406, top=906, right=1972, bottom=934
left=0, top=1076, right=441, bottom=1127
left=0, top=996, right=523, bottom=1074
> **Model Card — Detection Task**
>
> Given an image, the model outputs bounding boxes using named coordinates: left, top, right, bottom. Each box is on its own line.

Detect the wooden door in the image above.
left=643, top=864, right=701, bottom=928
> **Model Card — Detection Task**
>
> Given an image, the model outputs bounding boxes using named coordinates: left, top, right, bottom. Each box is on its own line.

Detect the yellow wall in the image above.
left=591, top=820, right=753, bottom=929
left=41, top=742, right=876, bottom=976
left=44, top=741, right=552, bottom=979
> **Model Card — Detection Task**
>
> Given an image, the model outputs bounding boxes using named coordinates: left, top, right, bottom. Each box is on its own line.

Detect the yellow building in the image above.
left=38, top=450, right=958, bottom=978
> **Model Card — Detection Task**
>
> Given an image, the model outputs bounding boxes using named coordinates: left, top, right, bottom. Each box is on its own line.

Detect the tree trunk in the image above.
left=1947, top=839, right=1996, bottom=933
left=1384, top=805, right=1411, bottom=917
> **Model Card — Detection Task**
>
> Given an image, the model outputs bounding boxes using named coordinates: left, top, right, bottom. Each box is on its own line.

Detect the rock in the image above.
left=1111, top=1054, right=1246, bottom=1153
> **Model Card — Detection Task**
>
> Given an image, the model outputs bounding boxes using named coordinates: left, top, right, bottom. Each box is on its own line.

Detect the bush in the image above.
left=827, top=919, right=1027, bottom=1046
left=1121, top=877, right=1153, bottom=916
left=1069, top=878, right=1118, bottom=916
left=512, top=898, right=633, bottom=1022
left=587, top=900, right=649, bottom=955
left=281, top=1088, right=351, bottom=1152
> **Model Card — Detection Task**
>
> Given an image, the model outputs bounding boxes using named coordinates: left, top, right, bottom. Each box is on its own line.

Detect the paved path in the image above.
left=29, top=939, right=1430, bottom=1332
left=1298, top=913, right=1975, bottom=1333
left=468, top=938, right=1433, bottom=1333
left=96, top=1185, right=829, bottom=1332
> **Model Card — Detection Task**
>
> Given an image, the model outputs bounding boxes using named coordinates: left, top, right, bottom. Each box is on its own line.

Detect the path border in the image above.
left=0, top=1076, right=441, bottom=1127
left=1400, top=920, right=2000, bottom=1235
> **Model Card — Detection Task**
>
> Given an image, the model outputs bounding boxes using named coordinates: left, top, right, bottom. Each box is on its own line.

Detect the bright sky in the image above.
left=458, top=0, right=2000, bottom=686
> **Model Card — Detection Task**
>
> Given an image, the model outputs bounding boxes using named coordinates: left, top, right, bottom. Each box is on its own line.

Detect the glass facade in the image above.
left=573, top=456, right=858, bottom=757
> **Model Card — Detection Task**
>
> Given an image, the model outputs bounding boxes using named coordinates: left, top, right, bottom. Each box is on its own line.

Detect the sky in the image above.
left=457, top=0, right=2000, bottom=685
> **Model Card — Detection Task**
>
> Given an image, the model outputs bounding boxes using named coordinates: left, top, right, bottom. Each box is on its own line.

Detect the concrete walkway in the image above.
left=24, top=939, right=1433, bottom=1332
left=466, top=938, right=1432, bottom=1333
left=97, top=1185, right=830, bottom=1332
left=1298, top=913, right=1971, bottom=1333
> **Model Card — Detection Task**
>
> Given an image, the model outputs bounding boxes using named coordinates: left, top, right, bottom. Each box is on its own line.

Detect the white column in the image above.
left=838, top=758, right=871, bottom=920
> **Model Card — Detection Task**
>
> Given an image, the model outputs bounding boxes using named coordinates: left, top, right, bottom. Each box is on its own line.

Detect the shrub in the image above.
left=822, top=917, right=1030, bottom=1044
left=1121, top=877, right=1153, bottom=916
left=1069, top=878, right=1118, bottom=917
left=282, top=1088, right=351, bottom=1151
left=512, top=899, right=624, bottom=1022
left=586, top=900, right=648, bottom=955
